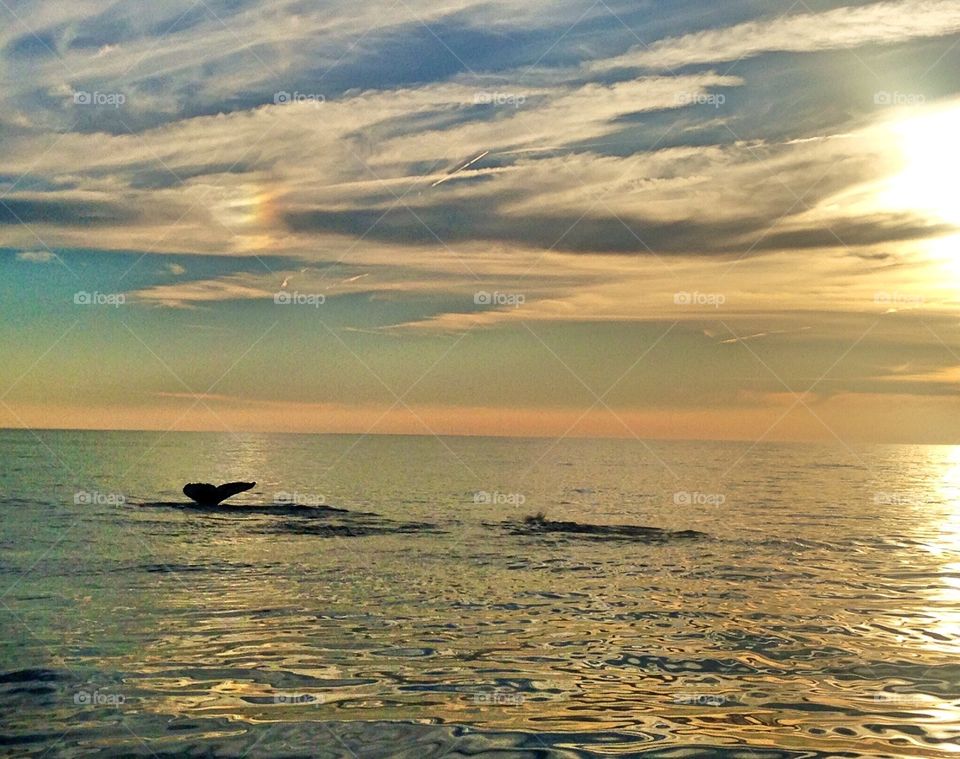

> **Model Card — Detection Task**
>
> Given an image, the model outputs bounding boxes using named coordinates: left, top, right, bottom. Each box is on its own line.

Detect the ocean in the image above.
left=1, top=429, right=958, bottom=757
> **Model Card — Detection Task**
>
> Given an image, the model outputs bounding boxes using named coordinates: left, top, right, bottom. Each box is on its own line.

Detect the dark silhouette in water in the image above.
left=135, top=494, right=440, bottom=536
left=142, top=499, right=350, bottom=516
left=182, top=481, right=256, bottom=506
left=510, top=512, right=705, bottom=541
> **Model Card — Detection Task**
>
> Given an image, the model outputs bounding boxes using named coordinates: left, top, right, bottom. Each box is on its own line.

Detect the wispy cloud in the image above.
left=15, top=249, right=57, bottom=263
left=591, top=0, right=960, bottom=71
left=130, top=274, right=270, bottom=308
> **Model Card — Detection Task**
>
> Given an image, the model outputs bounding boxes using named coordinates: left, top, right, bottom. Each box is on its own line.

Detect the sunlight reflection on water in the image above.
left=1, top=431, right=959, bottom=756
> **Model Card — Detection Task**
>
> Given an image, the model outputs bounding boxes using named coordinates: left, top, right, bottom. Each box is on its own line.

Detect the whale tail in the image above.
left=183, top=481, right=256, bottom=506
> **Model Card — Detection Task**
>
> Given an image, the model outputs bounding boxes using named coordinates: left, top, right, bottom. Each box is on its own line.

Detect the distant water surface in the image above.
left=1, top=430, right=958, bottom=756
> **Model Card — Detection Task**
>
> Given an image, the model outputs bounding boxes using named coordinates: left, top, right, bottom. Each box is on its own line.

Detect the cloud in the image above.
left=755, top=213, right=952, bottom=251
left=129, top=274, right=270, bottom=308
left=1, top=0, right=613, bottom=134
left=283, top=202, right=950, bottom=255
left=0, top=69, right=749, bottom=254
left=7, top=59, right=943, bottom=263
left=0, top=196, right=138, bottom=226
left=15, top=249, right=57, bottom=263
left=1, top=0, right=958, bottom=334
left=591, top=0, right=960, bottom=71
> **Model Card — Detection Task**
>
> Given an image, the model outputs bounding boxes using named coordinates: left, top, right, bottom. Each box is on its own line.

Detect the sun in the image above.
left=881, top=102, right=960, bottom=226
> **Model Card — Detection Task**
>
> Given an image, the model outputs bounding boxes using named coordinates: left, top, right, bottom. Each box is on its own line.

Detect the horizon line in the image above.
left=0, top=424, right=954, bottom=447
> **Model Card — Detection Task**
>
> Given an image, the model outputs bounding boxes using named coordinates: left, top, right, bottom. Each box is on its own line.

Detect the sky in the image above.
left=1, top=0, right=959, bottom=442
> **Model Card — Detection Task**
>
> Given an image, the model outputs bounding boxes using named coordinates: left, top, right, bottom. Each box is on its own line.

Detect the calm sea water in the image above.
left=1, top=429, right=959, bottom=757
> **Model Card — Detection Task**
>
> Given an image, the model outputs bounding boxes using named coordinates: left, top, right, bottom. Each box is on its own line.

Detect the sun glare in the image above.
left=882, top=103, right=960, bottom=226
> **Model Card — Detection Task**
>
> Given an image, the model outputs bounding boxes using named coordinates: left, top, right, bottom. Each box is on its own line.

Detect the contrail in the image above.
left=431, top=150, right=489, bottom=187
left=718, top=326, right=812, bottom=344
left=282, top=270, right=369, bottom=290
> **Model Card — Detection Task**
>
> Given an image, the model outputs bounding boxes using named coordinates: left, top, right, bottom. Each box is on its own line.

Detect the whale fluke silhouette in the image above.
left=182, top=481, right=256, bottom=506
